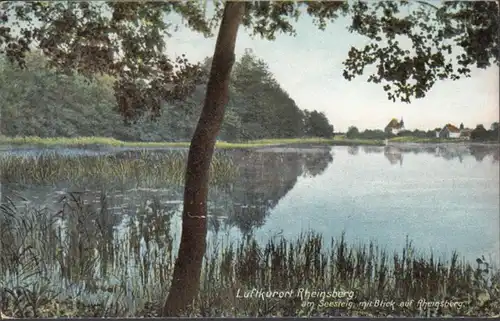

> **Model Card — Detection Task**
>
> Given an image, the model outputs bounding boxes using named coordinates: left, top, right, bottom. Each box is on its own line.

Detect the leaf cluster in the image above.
left=224, top=1, right=499, bottom=103
left=342, top=1, right=499, bottom=102
left=1, top=1, right=210, bottom=122
left=1, top=0, right=498, bottom=123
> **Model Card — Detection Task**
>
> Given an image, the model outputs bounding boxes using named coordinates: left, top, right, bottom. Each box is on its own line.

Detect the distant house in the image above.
left=438, top=124, right=461, bottom=139
left=384, top=118, right=405, bottom=135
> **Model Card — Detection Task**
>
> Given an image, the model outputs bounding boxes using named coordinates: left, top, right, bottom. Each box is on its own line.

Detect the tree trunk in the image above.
left=162, top=1, right=245, bottom=316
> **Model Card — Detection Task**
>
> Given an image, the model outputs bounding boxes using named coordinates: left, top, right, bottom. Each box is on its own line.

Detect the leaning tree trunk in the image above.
left=162, top=1, right=245, bottom=317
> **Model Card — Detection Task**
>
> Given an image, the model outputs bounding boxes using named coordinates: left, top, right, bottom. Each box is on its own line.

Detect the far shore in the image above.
left=0, top=136, right=498, bottom=151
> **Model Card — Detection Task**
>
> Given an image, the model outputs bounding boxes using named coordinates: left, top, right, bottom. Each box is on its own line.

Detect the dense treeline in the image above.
left=345, top=124, right=499, bottom=142
left=0, top=49, right=334, bottom=142
left=345, top=127, right=439, bottom=140
left=470, top=123, right=499, bottom=141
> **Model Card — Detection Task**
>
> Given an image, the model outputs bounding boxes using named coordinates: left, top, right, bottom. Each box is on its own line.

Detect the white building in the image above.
left=438, top=124, right=461, bottom=139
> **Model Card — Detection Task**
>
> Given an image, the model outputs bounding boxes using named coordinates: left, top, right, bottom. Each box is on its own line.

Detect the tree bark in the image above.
left=162, top=1, right=245, bottom=316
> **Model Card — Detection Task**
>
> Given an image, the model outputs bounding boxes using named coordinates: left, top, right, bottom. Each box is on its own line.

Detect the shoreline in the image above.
left=0, top=136, right=498, bottom=152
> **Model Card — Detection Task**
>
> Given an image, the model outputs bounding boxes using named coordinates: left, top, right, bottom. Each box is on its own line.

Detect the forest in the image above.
left=0, top=49, right=334, bottom=142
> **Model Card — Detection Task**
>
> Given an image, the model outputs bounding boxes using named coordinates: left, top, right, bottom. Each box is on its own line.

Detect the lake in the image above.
left=1, top=144, right=499, bottom=265
left=253, top=145, right=499, bottom=265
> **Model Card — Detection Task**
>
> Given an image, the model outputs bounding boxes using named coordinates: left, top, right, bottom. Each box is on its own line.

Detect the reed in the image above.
left=0, top=150, right=238, bottom=186
left=0, top=192, right=498, bottom=317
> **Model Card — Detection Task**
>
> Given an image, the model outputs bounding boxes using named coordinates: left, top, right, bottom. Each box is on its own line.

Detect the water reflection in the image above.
left=362, top=146, right=383, bottom=154
left=384, top=146, right=403, bottom=166
left=0, top=147, right=336, bottom=301
left=359, top=144, right=499, bottom=166
left=1, top=147, right=335, bottom=237
left=0, top=144, right=498, bottom=304
left=1, top=143, right=497, bottom=244
left=217, top=149, right=334, bottom=235
left=348, top=146, right=359, bottom=155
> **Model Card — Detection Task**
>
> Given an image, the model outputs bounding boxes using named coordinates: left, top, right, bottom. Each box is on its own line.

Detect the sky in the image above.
left=164, top=3, right=499, bottom=133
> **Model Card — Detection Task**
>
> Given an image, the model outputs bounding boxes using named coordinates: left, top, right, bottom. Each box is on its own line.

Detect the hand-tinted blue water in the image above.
left=2, top=145, right=499, bottom=265
left=250, top=146, right=499, bottom=264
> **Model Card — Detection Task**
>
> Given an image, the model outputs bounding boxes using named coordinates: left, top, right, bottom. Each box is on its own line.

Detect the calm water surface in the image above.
left=253, top=146, right=499, bottom=264
left=2, top=144, right=499, bottom=264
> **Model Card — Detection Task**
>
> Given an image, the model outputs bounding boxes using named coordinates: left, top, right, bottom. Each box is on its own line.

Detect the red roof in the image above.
left=443, top=124, right=460, bottom=133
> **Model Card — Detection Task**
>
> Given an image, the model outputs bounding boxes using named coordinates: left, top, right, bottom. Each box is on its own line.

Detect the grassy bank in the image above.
left=0, top=135, right=385, bottom=149
left=388, top=137, right=461, bottom=143
left=389, top=136, right=500, bottom=144
left=2, top=135, right=495, bottom=149
left=0, top=192, right=498, bottom=318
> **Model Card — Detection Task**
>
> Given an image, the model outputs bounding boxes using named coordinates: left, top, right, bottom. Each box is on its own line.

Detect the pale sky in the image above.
left=165, top=5, right=499, bottom=133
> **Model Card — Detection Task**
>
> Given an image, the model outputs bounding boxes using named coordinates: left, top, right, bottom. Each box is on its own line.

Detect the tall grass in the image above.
left=0, top=192, right=498, bottom=317
left=0, top=151, right=238, bottom=186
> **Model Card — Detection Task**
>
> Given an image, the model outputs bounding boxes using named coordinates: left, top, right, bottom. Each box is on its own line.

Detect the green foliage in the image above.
left=490, top=122, right=499, bottom=141
left=1, top=1, right=210, bottom=122
left=302, top=110, right=334, bottom=138
left=356, top=129, right=388, bottom=140
left=228, top=48, right=308, bottom=140
left=409, top=129, right=435, bottom=138
left=0, top=49, right=334, bottom=142
left=346, top=126, right=360, bottom=139
left=471, top=124, right=498, bottom=142
left=343, top=1, right=499, bottom=102
left=2, top=1, right=498, bottom=122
